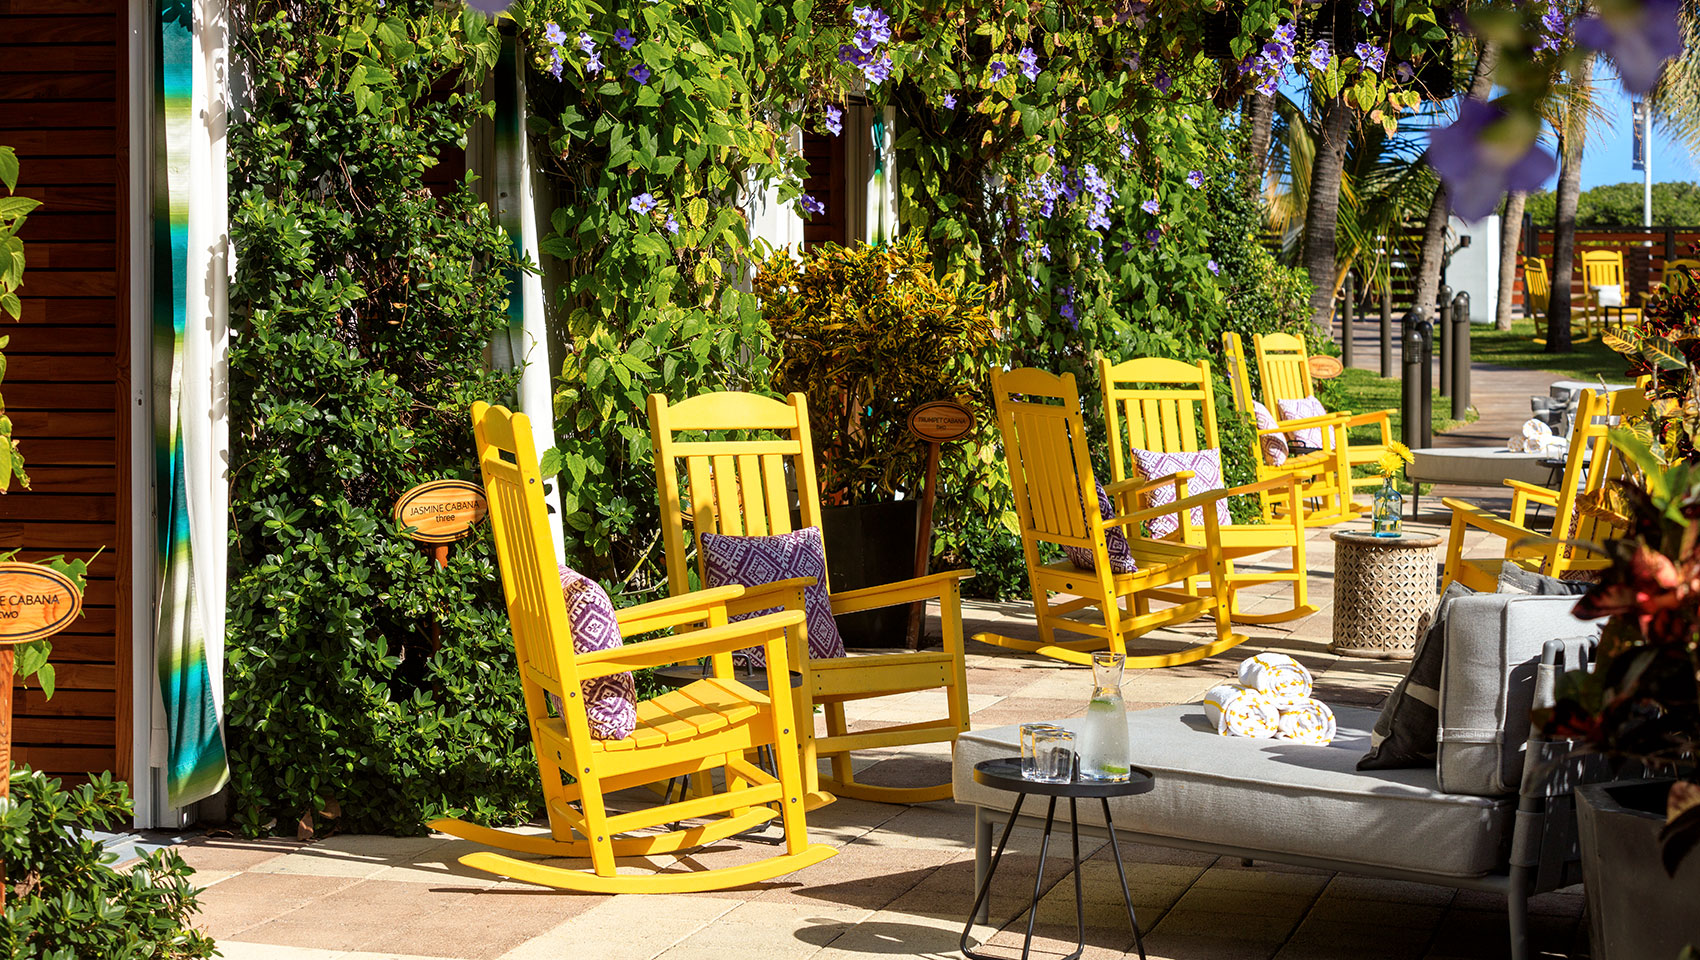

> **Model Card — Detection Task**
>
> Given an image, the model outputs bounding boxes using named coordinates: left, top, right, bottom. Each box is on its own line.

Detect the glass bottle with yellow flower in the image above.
left=1372, top=442, right=1414, bottom=537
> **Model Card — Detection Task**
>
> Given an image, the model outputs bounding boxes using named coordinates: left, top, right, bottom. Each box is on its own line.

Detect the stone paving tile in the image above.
left=496, top=893, right=742, bottom=960
left=1136, top=931, right=1280, bottom=960
left=175, top=836, right=305, bottom=873
left=1275, top=918, right=1434, bottom=960
left=193, top=872, right=364, bottom=938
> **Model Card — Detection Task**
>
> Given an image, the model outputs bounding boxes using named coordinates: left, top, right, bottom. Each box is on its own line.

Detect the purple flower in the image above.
left=1018, top=47, right=1040, bottom=81
left=544, top=21, right=568, bottom=46
left=1121, top=241, right=1133, bottom=254
left=1575, top=0, right=1683, bottom=94
left=989, top=60, right=1008, bottom=82
left=1153, top=71, right=1172, bottom=92
left=1309, top=41, right=1331, bottom=70
left=586, top=51, right=604, bottom=74
left=1141, top=198, right=1159, bottom=215
left=1145, top=227, right=1161, bottom=245
left=664, top=214, right=680, bottom=234
left=1122, top=53, right=1141, bottom=72
left=1395, top=61, right=1415, bottom=82
left=1257, top=72, right=1280, bottom=96
left=941, top=92, right=957, bottom=109
left=1428, top=99, right=1558, bottom=221
left=627, top=64, right=651, bottom=84
left=864, top=54, right=893, bottom=84
left=1038, top=243, right=1051, bottom=261
left=463, top=0, right=512, bottom=12
left=629, top=193, right=658, bottom=214
left=798, top=194, right=826, bottom=216
left=1355, top=43, right=1385, bottom=73
left=825, top=104, right=843, bottom=135
left=1186, top=170, right=1204, bottom=189
left=851, top=6, right=892, bottom=51
left=1358, top=0, right=1373, bottom=14
left=1273, top=22, right=1296, bottom=44
left=548, top=47, right=564, bottom=79
left=578, top=31, right=596, bottom=54
left=1207, top=259, right=1220, bottom=275
left=614, top=28, right=637, bottom=50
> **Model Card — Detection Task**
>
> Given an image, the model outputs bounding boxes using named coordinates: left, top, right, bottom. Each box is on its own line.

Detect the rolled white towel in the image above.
left=1275, top=698, right=1337, bottom=745
left=1237, top=652, right=1314, bottom=700
left=1202, top=683, right=1281, bottom=738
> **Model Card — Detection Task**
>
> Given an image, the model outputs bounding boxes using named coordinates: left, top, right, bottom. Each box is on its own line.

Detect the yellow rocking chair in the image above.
left=1254, top=331, right=1398, bottom=497
left=1439, top=387, right=1647, bottom=593
left=1099, top=356, right=1315, bottom=625
left=1221, top=331, right=1360, bottom=526
left=648, top=391, right=973, bottom=805
left=975, top=366, right=1247, bottom=668
left=430, top=402, right=836, bottom=893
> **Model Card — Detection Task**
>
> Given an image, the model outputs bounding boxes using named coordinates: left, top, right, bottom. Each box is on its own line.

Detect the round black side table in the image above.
left=960, top=757, right=1155, bottom=960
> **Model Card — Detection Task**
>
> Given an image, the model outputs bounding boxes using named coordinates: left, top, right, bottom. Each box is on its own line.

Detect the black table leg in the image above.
left=1101, top=797, right=1147, bottom=960
left=1020, top=797, right=1059, bottom=959
left=961, top=793, right=1026, bottom=960
left=1068, top=798, right=1085, bottom=960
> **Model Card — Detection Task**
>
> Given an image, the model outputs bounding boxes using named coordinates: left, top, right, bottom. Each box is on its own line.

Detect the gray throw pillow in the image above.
left=1496, top=563, right=1591, bottom=596
left=1358, top=582, right=1475, bottom=770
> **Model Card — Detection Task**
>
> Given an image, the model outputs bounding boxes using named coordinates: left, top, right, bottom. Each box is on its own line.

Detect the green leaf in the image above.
left=0, top=146, right=18, bottom=194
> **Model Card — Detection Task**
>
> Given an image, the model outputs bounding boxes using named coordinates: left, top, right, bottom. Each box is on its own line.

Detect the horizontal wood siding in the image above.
left=0, top=0, right=132, bottom=784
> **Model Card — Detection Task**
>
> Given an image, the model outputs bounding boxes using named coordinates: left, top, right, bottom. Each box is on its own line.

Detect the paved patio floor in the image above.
left=174, top=511, right=1589, bottom=960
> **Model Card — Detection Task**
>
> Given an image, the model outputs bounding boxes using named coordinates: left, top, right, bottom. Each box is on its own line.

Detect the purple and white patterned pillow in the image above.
left=700, top=527, right=847, bottom=666
left=1277, top=396, right=1328, bottom=449
left=555, top=566, right=637, bottom=741
left=1062, top=478, right=1138, bottom=574
left=1128, top=447, right=1232, bottom=540
left=1251, top=401, right=1289, bottom=467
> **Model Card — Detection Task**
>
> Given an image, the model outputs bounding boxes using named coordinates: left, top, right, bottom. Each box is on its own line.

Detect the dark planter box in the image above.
left=1576, top=778, right=1700, bottom=960
left=807, top=500, right=920, bottom=649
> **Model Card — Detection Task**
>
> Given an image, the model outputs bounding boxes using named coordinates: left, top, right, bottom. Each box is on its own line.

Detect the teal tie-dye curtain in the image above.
left=153, top=0, right=229, bottom=809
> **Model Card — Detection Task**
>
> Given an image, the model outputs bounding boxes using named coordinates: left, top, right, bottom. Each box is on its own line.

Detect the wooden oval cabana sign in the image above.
left=393, top=480, right=489, bottom=544
left=1307, top=355, right=1346, bottom=380
left=0, top=562, right=83, bottom=645
left=907, top=400, right=976, bottom=444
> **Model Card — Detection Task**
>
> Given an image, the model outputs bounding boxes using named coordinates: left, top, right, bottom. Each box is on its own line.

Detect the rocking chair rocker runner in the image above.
left=977, top=367, right=1248, bottom=668
left=430, top=402, right=836, bottom=893
left=648, top=391, right=974, bottom=806
left=1099, top=356, right=1315, bottom=625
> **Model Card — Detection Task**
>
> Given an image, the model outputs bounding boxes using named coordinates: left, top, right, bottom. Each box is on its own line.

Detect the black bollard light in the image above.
left=1436, top=284, right=1453, bottom=399
left=1380, top=281, right=1393, bottom=377
left=1452, top=290, right=1471, bottom=417
left=1420, top=318, right=1434, bottom=448
left=1401, top=309, right=1426, bottom=452
left=1342, top=272, right=1355, bottom=369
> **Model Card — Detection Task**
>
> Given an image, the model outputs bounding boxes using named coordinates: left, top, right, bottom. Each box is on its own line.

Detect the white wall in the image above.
left=1445, top=214, right=1500, bottom=324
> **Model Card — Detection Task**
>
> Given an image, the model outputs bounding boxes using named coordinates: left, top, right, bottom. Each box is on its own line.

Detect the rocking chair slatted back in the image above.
left=1662, top=259, right=1700, bottom=298
left=1524, top=258, right=1552, bottom=318
left=471, top=401, right=582, bottom=734
left=1101, top=357, right=1217, bottom=484
left=651, top=392, right=825, bottom=598
left=1252, top=331, right=1314, bottom=409
left=1550, top=387, right=1645, bottom=563
left=994, top=367, right=1099, bottom=554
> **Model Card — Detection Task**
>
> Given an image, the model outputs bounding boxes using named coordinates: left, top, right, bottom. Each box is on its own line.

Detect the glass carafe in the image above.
left=1372, top=476, right=1403, bottom=537
left=1078, top=652, right=1130, bottom=781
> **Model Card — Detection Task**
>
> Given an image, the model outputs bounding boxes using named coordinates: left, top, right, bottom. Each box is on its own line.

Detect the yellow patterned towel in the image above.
left=1275, top=698, right=1337, bottom=745
left=1237, top=652, right=1314, bottom=700
left=1202, top=683, right=1281, bottom=738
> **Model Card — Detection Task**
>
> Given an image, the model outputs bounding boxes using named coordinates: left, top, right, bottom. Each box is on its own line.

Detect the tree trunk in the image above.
left=1496, top=190, right=1527, bottom=330
left=1303, top=95, right=1352, bottom=337
left=1246, top=92, right=1274, bottom=185
left=1411, top=45, right=1496, bottom=322
left=1411, top=183, right=1451, bottom=322
left=1547, top=140, right=1581, bottom=352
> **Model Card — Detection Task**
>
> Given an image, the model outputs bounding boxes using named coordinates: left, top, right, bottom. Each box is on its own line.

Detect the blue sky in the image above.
left=1561, top=62, right=1700, bottom=190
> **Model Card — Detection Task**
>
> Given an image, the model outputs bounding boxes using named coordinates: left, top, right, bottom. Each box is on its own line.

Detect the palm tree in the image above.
left=1412, top=44, right=1498, bottom=322
left=1495, top=190, right=1528, bottom=330
left=1547, top=53, right=1596, bottom=353
left=1301, top=95, right=1353, bottom=336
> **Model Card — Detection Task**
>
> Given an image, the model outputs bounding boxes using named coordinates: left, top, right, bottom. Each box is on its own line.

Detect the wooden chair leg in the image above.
left=824, top=701, right=854, bottom=788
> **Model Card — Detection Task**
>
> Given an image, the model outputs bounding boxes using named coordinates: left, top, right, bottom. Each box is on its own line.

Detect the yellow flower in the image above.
left=1376, top=442, right=1414, bottom=478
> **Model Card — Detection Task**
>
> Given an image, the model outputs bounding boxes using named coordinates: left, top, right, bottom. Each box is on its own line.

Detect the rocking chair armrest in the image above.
left=579, top=609, right=808, bottom=678
left=1106, top=473, right=1191, bottom=497
left=614, top=584, right=749, bottom=635
left=829, top=569, right=975, bottom=615
left=1502, top=479, right=1561, bottom=503
left=1220, top=474, right=1303, bottom=500
left=723, top=577, right=819, bottom=620
left=1107, top=484, right=1235, bottom=526
left=1256, top=413, right=1349, bottom=435
left=1343, top=410, right=1396, bottom=438
left=1441, top=498, right=1548, bottom=553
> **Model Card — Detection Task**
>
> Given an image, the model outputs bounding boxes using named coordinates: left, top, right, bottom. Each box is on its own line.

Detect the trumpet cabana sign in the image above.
left=0, top=562, right=82, bottom=644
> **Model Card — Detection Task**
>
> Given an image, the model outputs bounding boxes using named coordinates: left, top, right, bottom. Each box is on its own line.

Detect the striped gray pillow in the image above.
left=1357, top=582, right=1475, bottom=770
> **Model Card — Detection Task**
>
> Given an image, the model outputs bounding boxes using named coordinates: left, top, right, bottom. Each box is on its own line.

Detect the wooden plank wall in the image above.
left=0, top=0, right=132, bottom=783
left=1513, top=228, right=1700, bottom=311
left=801, top=132, right=849, bottom=249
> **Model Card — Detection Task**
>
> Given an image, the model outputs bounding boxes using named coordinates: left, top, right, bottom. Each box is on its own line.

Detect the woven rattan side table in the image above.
left=1329, top=530, right=1443, bottom=660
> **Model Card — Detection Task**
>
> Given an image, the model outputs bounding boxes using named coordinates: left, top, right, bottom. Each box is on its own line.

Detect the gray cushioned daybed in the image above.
left=952, top=594, right=1606, bottom=960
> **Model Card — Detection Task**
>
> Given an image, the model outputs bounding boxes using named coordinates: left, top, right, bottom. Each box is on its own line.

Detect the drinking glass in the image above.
left=1028, top=728, right=1075, bottom=784
left=1020, top=723, right=1066, bottom=780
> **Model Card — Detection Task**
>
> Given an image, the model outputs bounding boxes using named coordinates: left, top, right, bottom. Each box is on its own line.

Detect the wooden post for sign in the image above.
left=393, top=480, right=489, bottom=653
left=903, top=402, right=976, bottom=649
left=0, top=562, right=86, bottom=907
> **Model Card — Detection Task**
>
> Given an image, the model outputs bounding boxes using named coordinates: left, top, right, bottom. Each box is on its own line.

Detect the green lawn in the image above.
left=1465, top=317, right=1629, bottom=382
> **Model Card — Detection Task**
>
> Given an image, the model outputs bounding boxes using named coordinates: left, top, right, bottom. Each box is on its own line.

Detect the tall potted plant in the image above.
left=1538, top=436, right=1700, bottom=959
left=754, top=235, right=991, bottom=646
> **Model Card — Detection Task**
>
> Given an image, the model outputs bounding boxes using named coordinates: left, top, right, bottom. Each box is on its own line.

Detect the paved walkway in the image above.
left=169, top=512, right=1589, bottom=960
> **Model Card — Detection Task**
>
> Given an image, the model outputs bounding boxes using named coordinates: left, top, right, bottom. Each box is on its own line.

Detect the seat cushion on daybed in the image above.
left=1406, top=447, right=1557, bottom=488
left=952, top=704, right=1512, bottom=879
